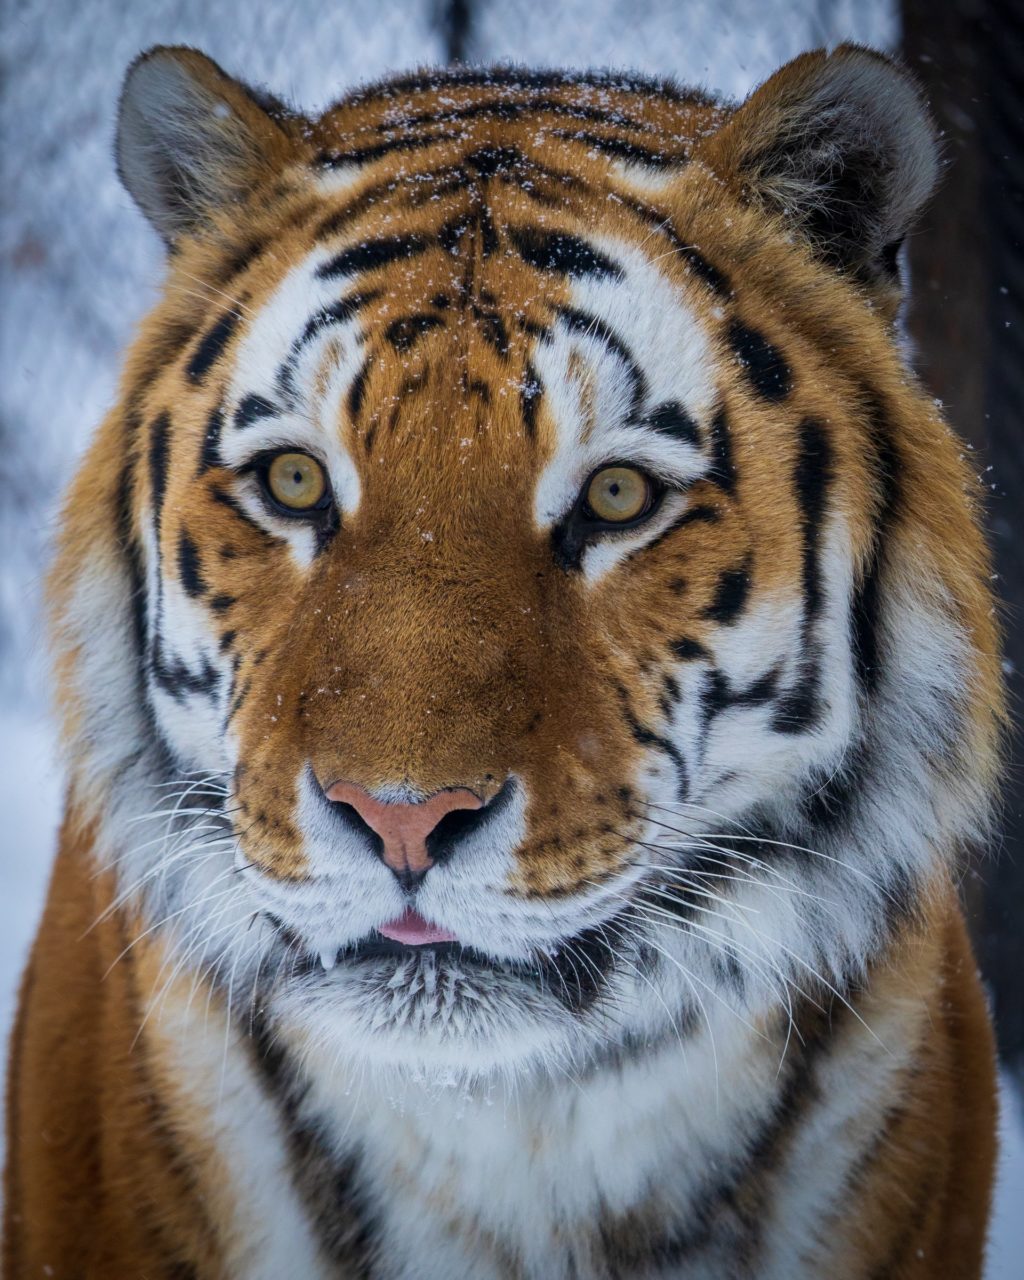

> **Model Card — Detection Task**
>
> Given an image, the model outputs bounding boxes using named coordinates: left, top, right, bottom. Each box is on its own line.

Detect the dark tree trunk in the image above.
left=903, top=0, right=1024, bottom=1088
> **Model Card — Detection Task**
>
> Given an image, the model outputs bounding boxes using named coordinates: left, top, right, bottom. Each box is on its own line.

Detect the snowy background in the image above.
left=1, top=0, right=1021, bottom=1269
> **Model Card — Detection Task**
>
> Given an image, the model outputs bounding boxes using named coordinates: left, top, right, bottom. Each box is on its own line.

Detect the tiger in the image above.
left=3, top=39, right=1003, bottom=1280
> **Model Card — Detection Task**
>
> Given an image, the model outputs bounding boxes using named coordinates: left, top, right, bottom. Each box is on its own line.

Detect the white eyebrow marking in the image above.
left=532, top=233, right=719, bottom=565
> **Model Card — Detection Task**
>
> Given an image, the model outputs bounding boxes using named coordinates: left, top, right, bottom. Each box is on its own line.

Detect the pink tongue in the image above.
left=377, top=908, right=458, bottom=946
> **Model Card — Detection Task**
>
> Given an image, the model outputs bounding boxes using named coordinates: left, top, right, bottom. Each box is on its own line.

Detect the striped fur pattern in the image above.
left=5, top=43, right=1002, bottom=1279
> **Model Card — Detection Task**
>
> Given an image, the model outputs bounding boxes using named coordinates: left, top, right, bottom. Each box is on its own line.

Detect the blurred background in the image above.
left=1, top=0, right=1021, bottom=1268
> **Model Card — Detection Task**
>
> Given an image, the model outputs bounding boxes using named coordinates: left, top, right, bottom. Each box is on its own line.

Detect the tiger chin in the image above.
left=4, top=40, right=1002, bottom=1280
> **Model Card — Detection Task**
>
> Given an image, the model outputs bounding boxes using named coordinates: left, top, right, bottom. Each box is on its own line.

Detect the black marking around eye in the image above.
left=702, top=558, right=752, bottom=624
left=186, top=309, right=242, bottom=384
left=629, top=505, right=719, bottom=562
left=210, top=488, right=285, bottom=548
left=234, top=394, right=278, bottom=431
left=555, top=306, right=647, bottom=415
left=728, top=321, right=792, bottom=402
left=315, top=235, right=429, bottom=280
left=643, top=400, right=700, bottom=447
left=148, top=412, right=171, bottom=536
left=177, top=532, right=207, bottom=598
left=508, top=227, right=622, bottom=280
left=385, top=313, right=445, bottom=352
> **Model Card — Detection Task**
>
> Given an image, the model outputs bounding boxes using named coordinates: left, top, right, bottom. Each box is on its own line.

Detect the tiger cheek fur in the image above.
left=5, top=41, right=1001, bottom=1280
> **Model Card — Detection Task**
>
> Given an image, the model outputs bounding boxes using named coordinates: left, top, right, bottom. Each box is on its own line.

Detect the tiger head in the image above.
left=51, top=45, right=1001, bottom=1081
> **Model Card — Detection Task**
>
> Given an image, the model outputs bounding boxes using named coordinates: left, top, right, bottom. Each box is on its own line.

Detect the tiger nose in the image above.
left=325, top=780, right=483, bottom=887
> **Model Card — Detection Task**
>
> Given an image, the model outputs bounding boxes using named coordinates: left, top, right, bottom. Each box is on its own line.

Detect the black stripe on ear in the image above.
left=187, top=308, right=242, bottom=383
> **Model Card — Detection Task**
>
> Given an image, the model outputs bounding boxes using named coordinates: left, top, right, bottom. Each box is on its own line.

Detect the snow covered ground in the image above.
left=2, top=0, right=1021, bottom=1270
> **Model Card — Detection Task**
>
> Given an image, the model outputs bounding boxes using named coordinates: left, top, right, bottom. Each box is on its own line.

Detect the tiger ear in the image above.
left=701, top=45, right=940, bottom=286
left=116, top=46, right=295, bottom=246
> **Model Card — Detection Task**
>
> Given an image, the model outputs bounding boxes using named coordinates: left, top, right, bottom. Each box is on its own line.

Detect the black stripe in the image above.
left=315, top=234, right=429, bottom=280
left=556, top=306, right=647, bottom=413
left=629, top=505, right=719, bottom=561
left=615, top=683, right=689, bottom=800
left=550, top=128, right=680, bottom=168
left=299, top=291, right=380, bottom=346
left=177, top=532, right=206, bottom=598
left=792, top=419, right=833, bottom=624
left=706, top=404, right=736, bottom=494
left=851, top=392, right=901, bottom=694
left=620, top=197, right=733, bottom=299
left=247, top=1015, right=379, bottom=1271
left=669, top=637, right=708, bottom=661
left=198, top=405, right=224, bottom=471
left=348, top=356, right=372, bottom=424
left=521, top=364, right=542, bottom=438
left=508, top=226, right=621, bottom=279
left=771, top=420, right=833, bottom=735
left=210, top=487, right=284, bottom=547
left=186, top=309, right=241, bottom=384
left=728, top=321, right=792, bottom=402
left=115, top=448, right=149, bottom=683
left=702, top=559, right=752, bottom=624
left=385, top=313, right=445, bottom=352
left=643, top=400, right=700, bottom=446
left=148, top=412, right=172, bottom=536
left=315, top=133, right=450, bottom=168
left=234, top=394, right=278, bottom=431
left=150, top=641, right=220, bottom=702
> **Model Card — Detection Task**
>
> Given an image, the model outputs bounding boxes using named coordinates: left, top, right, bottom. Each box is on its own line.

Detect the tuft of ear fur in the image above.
left=116, top=46, right=295, bottom=245
left=702, top=44, right=940, bottom=285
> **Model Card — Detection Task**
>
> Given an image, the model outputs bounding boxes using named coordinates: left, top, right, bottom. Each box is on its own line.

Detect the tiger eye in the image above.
left=586, top=466, right=652, bottom=523
left=266, top=452, right=326, bottom=510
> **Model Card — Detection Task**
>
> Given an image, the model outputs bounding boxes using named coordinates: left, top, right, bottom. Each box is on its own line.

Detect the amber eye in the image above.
left=585, top=466, right=653, bottom=524
left=265, top=452, right=327, bottom=511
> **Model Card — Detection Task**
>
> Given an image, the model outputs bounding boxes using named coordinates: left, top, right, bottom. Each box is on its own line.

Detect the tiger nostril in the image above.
left=324, top=779, right=485, bottom=886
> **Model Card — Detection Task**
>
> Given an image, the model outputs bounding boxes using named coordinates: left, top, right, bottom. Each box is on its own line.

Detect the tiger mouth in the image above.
left=270, top=913, right=623, bottom=1012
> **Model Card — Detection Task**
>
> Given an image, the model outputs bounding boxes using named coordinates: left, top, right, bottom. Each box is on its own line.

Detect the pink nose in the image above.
left=325, top=781, right=483, bottom=883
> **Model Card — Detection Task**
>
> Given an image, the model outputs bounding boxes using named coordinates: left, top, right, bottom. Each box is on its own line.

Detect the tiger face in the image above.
left=54, top=45, right=999, bottom=1081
